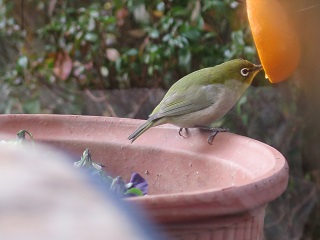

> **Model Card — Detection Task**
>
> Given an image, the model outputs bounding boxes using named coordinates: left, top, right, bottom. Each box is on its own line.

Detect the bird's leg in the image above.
left=178, top=128, right=188, bottom=138
left=196, top=126, right=230, bottom=145
left=207, top=127, right=230, bottom=144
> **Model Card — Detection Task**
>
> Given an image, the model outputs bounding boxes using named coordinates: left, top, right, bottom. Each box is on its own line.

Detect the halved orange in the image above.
left=247, top=0, right=300, bottom=83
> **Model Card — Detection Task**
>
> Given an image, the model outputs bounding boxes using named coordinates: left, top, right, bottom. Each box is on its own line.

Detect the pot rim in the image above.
left=0, top=114, right=289, bottom=222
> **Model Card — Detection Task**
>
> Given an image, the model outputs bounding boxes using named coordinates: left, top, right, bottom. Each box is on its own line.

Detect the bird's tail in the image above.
left=128, top=120, right=154, bottom=143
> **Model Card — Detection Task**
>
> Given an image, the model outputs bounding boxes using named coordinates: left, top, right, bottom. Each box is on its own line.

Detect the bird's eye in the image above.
left=240, top=68, right=250, bottom=77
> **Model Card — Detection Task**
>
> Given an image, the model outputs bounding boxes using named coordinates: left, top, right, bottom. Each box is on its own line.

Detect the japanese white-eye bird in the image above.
left=128, top=59, right=262, bottom=144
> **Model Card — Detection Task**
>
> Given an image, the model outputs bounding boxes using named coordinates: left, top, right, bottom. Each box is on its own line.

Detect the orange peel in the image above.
left=247, top=0, right=300, bottom=83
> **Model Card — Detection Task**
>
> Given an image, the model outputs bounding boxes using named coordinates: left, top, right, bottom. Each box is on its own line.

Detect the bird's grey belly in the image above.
left=166, top=88, right=243, bottom=128
left=167, top=104, right=231, bottom=128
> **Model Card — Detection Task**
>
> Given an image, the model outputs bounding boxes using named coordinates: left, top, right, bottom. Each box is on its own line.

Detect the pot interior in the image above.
left=0, top=114, right=281, bottom=196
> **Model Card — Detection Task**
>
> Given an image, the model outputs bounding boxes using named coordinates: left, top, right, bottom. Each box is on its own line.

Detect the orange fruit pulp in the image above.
left=247, top=0, right=300, bottom=83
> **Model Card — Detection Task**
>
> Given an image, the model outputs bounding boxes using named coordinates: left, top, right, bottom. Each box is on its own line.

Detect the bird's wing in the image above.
left=150, top=84, right=224, bottom=120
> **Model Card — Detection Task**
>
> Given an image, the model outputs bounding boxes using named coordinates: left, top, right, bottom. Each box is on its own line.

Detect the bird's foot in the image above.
left=178, top=128, right=189, bottom=138
left=197, top=126, right=230, bottom=145
left=207, top=127, right=229, bottom=145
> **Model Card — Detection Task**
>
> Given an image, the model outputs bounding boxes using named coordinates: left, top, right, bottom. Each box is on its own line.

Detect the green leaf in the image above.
left=89, top=10, right=99, bottom=18
left=156, top=2, right=165, bottom=12
left=181, top=26, right=201, bottom=41
left=87, top=17, right=96, bottom=31
left=84, top=32, right=98, bottom=42
left=126, top=48, right=139, bottom=56
left=149, top=29, right=160, bottom=39
left=16, top=55, right=29, bottom=74
left=147, top=66, right=153, bottom=75
left=125, top=188, right=143, bottom=196
left=169, top=7, right=189, bottom=17
left=22, top=99, right=41, bottom=114
left=236, top=95, right=247, bottom=114
left=101, top=16, right=116, bottom=24
left=178, top=49, right=191, bottom=71
left=17, top=55, right=28, bottom=69
left=162, top=33, right=171, bottom=42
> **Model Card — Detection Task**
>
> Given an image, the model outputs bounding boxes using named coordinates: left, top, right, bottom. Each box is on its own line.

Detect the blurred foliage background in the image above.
left=1, top=0, right=320, bottom=239
left=0, top=0, right=260, bottom=114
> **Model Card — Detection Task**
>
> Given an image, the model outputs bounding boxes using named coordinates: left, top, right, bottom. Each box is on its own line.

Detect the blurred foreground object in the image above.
left=0, top=143, right=159, bottom=240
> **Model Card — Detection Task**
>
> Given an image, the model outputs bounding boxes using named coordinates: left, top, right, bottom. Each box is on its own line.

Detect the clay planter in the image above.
left=0, top=114, right=288, bottom=240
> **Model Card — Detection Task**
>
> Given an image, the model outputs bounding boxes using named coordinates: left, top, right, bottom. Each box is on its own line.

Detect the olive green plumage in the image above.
left=128, top=59, right=262, bottom=143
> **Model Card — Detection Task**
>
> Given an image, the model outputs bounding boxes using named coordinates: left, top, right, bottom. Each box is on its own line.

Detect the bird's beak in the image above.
left=252, top=64, right=263, bottom=72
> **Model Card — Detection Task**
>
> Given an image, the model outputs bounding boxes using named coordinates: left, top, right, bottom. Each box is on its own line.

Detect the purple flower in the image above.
left=125, top=173, right=148, bottom=197
left=74, top=149, right=148, bottom=198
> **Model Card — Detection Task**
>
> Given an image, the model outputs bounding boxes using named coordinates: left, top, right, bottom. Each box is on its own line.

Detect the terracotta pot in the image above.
left=0, top=114, right=288, bottom=240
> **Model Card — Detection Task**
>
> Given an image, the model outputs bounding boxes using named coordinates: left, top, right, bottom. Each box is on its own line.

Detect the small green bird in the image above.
left=128, top=59, right=262, bottom=144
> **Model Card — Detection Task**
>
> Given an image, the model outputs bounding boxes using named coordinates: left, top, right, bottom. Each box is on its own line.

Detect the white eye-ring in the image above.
left=240, top=68, right=250, bottom=77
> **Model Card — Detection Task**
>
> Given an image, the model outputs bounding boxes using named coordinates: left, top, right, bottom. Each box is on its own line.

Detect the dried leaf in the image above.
left=191, top=0, right=201, bottom=23
left=116, top=8, right=128, bottom=26
left=128, top=29, right=146, bottom=38
left=152, top=10, right=163, bottom=18
left=53, top=51, right=72, bottom=81
left=48, top=0, right=57, bottom=17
